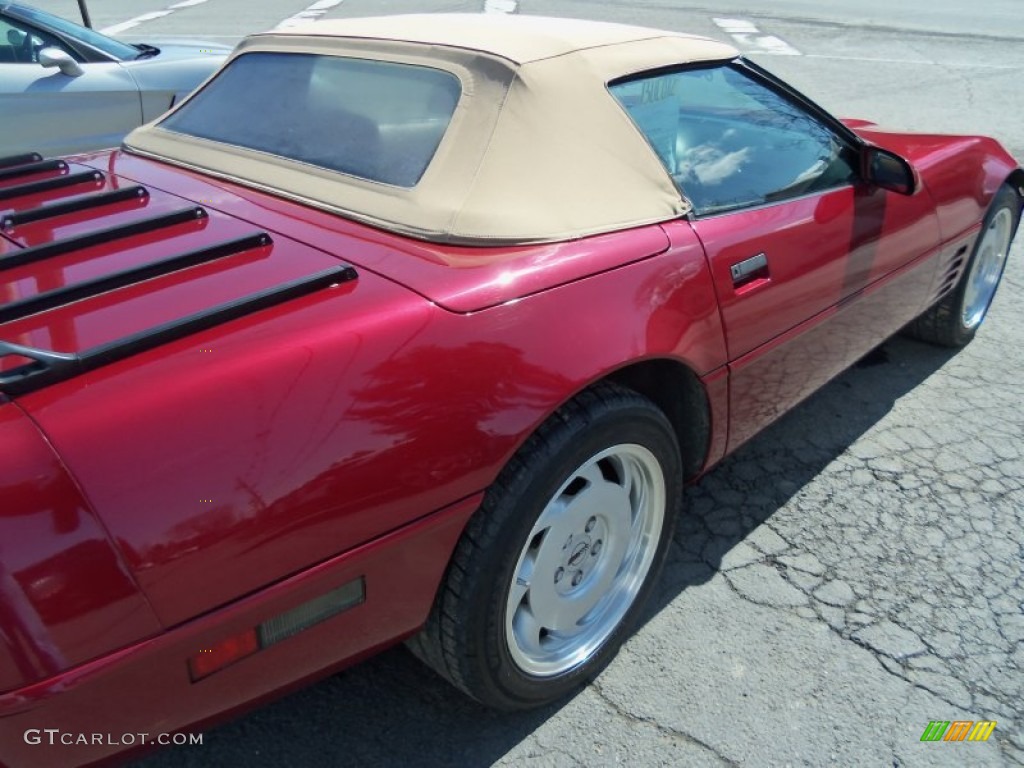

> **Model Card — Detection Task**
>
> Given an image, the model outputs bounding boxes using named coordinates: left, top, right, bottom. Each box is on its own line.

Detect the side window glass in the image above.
left=0, top=17, right=71, bottom=64
left=610, top=65, right=856, bottom=215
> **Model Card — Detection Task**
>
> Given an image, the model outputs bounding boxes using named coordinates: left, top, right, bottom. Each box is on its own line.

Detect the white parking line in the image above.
left=484, top=0, right=518, bottom=14
left=100, top=0, right=211, bottom=35
left=276, top=0, right=345, bottom=29
left=713, top=18, right=801, bottom=56
left=101, top=11, right=172, bottom=35
left=802, top=53, right=1021, bottom=70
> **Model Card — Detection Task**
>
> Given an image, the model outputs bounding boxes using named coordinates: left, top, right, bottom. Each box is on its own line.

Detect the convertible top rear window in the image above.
left=160, top=52, right=461, bottom=187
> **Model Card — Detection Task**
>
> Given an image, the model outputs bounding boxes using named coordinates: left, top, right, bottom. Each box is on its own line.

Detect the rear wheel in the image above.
left=907, top=183, right=1020, bottom=347
left=409, top=383, right=680, bottom=710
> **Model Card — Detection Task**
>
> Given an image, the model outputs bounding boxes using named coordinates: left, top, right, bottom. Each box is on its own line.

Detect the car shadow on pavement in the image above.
left=643, top=335, right=958, bottom=621
left=132, top=335, right=958, bottom=768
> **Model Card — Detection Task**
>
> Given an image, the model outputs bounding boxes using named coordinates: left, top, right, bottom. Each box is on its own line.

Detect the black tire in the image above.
left=906, top=183, right=1021, bottom=347
left=408, top=382, right=681, bottom=710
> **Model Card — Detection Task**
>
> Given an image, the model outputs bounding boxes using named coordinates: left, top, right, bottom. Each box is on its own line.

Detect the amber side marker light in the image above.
left=188, top=578, right=365, bottom=682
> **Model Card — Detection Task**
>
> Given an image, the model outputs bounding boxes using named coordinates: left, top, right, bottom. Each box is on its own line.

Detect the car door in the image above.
left=0, top=14, right=141, bottom=156
left=611, top=62, right=942, bottom=451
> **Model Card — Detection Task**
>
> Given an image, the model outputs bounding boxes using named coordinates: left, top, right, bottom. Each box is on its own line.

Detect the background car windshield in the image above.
left=8, top=4, right=139, bottom=60
left=610, top=64, right=856, bottom=215
left=161, top=52, right=462, bottom=188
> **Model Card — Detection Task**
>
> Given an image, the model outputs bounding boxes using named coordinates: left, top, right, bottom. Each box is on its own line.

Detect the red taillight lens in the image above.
left=188, top=628, right=260, bottom=681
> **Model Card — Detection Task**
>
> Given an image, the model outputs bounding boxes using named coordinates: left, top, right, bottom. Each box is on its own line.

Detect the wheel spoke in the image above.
left=618, top=457, right=635, bottom=503
left=576, top=461, right=606, bottom=491
left=508, top=577, right=529, bottom=612
left=511, top=602, right=545, bottom=658
left=529, top=496, right=568, bottom=542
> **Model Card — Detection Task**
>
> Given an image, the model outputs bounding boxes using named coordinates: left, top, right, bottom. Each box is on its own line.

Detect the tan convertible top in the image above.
left=279, top=14, right=732, bottom=65
left=125, top=14, right=738, bottom=244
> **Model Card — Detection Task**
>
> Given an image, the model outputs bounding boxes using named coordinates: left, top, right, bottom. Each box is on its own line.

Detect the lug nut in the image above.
left=572, top=571, right=583, bottom=587
left=554, top=567, right=564, bottom=583
left=592, top=540, right=602, bottom=556
left=585, top=517, right=596, bottom=533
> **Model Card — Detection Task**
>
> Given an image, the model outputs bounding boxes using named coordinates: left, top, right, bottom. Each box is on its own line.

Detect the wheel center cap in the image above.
left=568, top=540, right=590, bottom=567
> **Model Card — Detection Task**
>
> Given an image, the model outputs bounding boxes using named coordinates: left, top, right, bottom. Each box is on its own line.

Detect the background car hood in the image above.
left=135, top=39, right=233, bottom=61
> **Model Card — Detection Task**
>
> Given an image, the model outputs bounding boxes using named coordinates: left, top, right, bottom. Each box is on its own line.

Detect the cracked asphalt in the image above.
left=23, top=0, right=1017, bottom=764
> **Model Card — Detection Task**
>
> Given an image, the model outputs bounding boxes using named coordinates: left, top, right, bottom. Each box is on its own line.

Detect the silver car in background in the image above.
left=0, top=3, right=229, bottom=155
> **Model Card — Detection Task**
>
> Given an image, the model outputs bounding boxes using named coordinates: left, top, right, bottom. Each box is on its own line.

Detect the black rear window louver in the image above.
left=0, top=159, right=68, bottom=183
left=0, top=263, right=357, bottom=396
left=2, top=186, right=149, bottom=230
left=0, top=153, right=359, bottom=397
left=0, top=206, right=210, bottom=272
left=0, top=170, right=104, bottom=202
left=0, top=152, right=105, bottom=203
left=0, top=152, right=43, bottom=169
left=0, top=233, right=273, bottom=325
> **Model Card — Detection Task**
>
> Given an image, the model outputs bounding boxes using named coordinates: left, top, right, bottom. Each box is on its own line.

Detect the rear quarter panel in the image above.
left=15, top=222, right=725, bottom=628
left=0, top=402, right=160, bottom=693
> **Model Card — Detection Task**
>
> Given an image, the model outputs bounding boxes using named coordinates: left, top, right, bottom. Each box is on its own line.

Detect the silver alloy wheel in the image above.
left=504, top=443, right=665, bottom=677
left=962, top=207, right=1014, bottom=329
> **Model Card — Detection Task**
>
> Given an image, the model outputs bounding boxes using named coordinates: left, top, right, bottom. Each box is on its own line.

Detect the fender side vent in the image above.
left=935, top=244, right=969, bottom=300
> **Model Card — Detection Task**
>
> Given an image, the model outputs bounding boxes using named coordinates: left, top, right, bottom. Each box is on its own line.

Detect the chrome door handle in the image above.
left=730, top=253, right=768, bottom=285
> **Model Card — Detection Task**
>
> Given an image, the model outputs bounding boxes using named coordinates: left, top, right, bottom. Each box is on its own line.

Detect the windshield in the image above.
left=7, top=3, right=140, bottom=60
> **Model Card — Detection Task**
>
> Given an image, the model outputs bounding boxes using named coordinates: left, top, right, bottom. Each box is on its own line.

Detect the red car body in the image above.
left=1, top=60, right=1022, bottom=768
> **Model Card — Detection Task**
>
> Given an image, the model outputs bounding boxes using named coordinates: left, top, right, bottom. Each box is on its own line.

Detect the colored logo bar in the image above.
left=920, top=721, right=997, bottom=742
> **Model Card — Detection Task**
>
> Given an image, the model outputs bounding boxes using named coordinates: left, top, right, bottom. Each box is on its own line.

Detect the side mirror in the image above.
left=38, top=47, right=84, bottom=77
left=861, top=145, right=916, bottom=195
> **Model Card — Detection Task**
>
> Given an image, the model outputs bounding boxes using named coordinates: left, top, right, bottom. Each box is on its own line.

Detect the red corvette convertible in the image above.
left=0, top=14, right=1020, bottom=767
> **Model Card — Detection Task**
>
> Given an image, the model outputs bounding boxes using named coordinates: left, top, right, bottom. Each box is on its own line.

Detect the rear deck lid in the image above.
left=0, top=152, right=357, bottom=397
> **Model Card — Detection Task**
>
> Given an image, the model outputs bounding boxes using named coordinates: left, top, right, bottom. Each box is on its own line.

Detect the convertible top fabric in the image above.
left=124, top=14, right=738, bottom=244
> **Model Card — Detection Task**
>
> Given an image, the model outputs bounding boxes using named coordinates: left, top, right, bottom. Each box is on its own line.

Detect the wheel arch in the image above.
left=409, top=357, right=699, bottom=707
left=1007, top=168, right=1024, bottom=207
left=602, top=357, right=712, bottom=482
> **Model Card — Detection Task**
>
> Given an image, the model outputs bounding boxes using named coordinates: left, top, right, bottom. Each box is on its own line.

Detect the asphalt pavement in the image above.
left=25, top=1, right=1024, bottom=765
